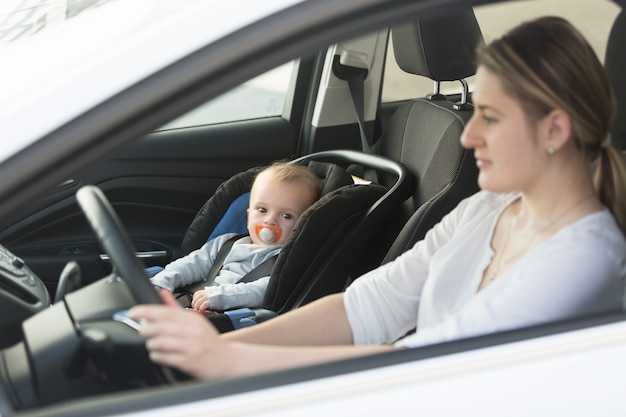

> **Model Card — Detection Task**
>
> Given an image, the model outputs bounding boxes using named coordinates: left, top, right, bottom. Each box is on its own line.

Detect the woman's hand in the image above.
left=129, top=292, right=391, bottom=380
left=128, top=291, right=229, bottom=380
left=191, top=289, right=211, bottom=311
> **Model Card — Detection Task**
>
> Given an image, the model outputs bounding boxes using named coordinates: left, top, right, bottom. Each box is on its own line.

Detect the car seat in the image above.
left=267, top=150, right=412, bottom=312
left=367, top=8, right=483, bottom=265
left=160, top=150, right=412, bottom=331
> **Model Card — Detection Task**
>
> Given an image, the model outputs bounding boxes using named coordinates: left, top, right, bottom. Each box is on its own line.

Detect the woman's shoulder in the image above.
left=552, top=208, right=626, bottom=263
left=567, top=209, right=625, bottom=243
left=456, top=190, right=519, bottom=215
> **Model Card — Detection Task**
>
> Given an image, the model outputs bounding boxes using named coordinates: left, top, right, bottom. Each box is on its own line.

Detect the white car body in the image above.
left=0, top=0, right=625, bottom=416
left=118, top=319, right=626, bottom=417
left=0, top=0, right=304, bottom=159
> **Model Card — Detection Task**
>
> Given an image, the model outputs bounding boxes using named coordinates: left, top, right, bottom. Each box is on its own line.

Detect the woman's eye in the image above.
left=483, top=115, right=498, bottom=125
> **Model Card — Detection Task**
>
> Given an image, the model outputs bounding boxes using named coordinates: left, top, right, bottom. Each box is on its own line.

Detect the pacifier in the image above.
left=255, top=224, right=282, bottom=244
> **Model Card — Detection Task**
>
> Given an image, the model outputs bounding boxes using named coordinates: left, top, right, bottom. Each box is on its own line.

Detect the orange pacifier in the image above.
left=255, top=224, right=282, bottom=244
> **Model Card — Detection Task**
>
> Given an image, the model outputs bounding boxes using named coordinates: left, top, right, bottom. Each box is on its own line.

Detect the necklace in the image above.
left=488, top=192, right=595, bottom=281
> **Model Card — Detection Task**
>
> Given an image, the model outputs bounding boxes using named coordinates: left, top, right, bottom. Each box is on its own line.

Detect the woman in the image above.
left=129, top=16, right=626, bottom=380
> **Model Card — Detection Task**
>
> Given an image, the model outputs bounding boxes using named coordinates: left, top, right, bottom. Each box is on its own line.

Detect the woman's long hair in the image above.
left=477, top=16, right=626, bottom=234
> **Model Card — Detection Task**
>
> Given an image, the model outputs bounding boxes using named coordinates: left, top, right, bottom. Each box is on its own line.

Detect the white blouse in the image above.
left=344, top=191, right=626, bottom=348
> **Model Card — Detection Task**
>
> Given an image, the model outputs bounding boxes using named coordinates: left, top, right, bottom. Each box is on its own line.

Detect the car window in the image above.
left=159, top=61, right=296, bottom=130
left=381, top=0, right=620, bottom=103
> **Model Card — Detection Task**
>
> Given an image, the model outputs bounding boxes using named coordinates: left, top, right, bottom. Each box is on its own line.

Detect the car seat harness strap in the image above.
left=175, top=234, right=277, bottom=308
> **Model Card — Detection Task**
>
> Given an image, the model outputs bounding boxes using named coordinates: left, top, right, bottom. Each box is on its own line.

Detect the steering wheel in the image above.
left=75, top=185, right=162, bottom=305
left=75, top=185, right=187, bottom=383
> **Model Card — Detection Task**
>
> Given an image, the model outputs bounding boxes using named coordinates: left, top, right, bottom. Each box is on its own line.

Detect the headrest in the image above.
left=605, top=10, right=626, bottom=149
left=391, top=9, right=484, bottom=81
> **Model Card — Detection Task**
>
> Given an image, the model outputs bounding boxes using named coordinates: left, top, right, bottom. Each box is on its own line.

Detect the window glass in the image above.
left=381, top=0, right=620, bottom=103
left=160, top=62, right=295, bottom=130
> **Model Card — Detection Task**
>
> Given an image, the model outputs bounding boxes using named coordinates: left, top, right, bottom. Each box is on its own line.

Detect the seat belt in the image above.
left=332, top=54, right=379, bottom=182
left=175, top=234, right=277, bottom=306
left=204, top=234, right=241, bottom=285
left=334, top=55, right=371, bottom=154
left=204, top=234, right=277, bottom=285
left=236, top=255, right=277, bottom=284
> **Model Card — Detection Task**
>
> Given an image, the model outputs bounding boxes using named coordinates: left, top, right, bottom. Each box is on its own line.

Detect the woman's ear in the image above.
left=541, top=108, right=572, bottom=153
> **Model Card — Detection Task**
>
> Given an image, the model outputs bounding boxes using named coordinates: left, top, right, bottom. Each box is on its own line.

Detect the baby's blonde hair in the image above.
left=256, top=162, right=322, bottom=202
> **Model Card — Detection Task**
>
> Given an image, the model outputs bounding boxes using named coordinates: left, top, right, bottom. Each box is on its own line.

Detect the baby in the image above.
left=150, top=162, right=322, bottom=311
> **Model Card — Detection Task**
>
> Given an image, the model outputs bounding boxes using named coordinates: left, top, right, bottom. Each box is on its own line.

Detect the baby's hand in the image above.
left=191, top=289, right=211, bottom=311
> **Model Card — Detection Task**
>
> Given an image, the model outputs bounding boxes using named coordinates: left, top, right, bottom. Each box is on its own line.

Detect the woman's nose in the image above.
left=460, top=114, right=480, bottom=150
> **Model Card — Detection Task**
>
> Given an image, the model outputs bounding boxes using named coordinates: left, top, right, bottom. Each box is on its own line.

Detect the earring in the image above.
left=547, top=147, right=556, bottom=155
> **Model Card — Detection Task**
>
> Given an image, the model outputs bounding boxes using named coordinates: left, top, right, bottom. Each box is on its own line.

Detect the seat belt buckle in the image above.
left=224, top=308, right=256, bottom=329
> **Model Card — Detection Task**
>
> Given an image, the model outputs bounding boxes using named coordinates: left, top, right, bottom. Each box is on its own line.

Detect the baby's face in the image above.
left=247, top=173, right=316, bottom=245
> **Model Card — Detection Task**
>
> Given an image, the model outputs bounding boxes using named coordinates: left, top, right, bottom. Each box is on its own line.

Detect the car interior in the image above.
left=165, top=149, right=413, bottom=331
left=368, top=9, right=482, bottom=264
left=0, top=0, right=624, bottom=414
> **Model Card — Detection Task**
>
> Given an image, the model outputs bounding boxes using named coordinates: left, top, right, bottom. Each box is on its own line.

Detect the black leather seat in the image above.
left=367, top=9, right=483, bottom=265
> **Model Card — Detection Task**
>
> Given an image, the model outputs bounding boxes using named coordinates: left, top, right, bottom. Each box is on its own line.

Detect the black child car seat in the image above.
left=156, top=150, right=413, bottom=331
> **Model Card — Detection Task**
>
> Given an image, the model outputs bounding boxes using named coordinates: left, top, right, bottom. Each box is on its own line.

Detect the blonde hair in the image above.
left=256, top=162, right=322, bottom=201
left=477, top=16, right=626, bottom=234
